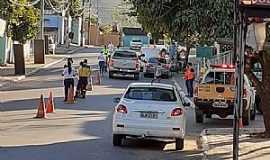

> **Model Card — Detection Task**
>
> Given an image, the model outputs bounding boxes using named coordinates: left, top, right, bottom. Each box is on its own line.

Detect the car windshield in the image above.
left=125, top=87, right=177, bottom=101
left=148, top=58, right=159, bottom=63
left=113, top=51, right=137, bottom=59
left=132, top=40, right=141, bottom=43
left=204, top=71, right=235, bottom=85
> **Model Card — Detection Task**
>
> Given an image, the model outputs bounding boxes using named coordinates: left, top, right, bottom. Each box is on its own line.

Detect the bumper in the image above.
left=113, top=119, right=185, bottom=139
left=194, top=98, right=248, bottom=118
left=110, top=68, right=139, bottom=74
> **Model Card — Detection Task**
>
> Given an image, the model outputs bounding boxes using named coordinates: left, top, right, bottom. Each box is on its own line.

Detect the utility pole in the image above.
left=96, top=0, right=99, bottom=45
left=80, top=0, right=86, bottom=47
left=40, top=0, right=44, bottom=39
left=88, top=0, right=92, bottom=45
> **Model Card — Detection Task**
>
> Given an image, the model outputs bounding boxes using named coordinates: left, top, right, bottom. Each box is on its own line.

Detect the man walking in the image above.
left=184, top=63, right=195, bottom=97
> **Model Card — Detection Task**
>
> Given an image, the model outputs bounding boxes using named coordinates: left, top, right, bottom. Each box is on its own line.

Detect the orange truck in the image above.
left=193, top=64, right=256, bottom=125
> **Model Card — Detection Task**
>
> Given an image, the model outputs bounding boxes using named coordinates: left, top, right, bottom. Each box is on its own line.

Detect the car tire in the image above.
left=109, top=71, right=114, bottom=79
left=195, top=108, right=204, bottom=123
left=242, top=109, right=250, bottom=126
left=175, top=138, right=184, bottom=150
left=134, top=73, right=140, bottom=80
left=113, top=134, right=123, bottom=146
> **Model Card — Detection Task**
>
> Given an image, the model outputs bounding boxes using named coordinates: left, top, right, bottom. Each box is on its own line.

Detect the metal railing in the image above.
left=208, top=50, right=233, bottom=65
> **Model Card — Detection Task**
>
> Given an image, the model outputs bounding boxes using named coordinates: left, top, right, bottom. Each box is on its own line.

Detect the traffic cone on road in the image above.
left=67, top=86, right=75, bottom=104
left=35, top=94, right=47, bottom=118
left=46, top=91, right=55, bottom=113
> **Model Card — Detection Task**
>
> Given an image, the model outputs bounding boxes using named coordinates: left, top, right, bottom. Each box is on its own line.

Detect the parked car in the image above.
left=143, top=57, right=172, bottom=78
left=130, top=40, right=143, bottom=50
left=112, top=82, right=189, bottom=150
left=109, top=50, right=140, bottom=80
left=194, top=64, right=256, bottom=125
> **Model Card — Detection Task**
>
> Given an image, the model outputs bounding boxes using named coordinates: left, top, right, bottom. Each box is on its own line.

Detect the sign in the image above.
left=240, top=0, right=270, bottom=6
left=0, top=18, right=6, bottom=37
left=196, top=47, right=214, bottom=58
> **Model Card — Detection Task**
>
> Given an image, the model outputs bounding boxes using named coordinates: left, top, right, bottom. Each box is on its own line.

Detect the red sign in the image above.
left=240, top=0, right=270, bottom=6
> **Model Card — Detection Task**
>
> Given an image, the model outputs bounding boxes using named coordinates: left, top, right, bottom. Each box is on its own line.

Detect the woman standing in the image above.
left=62, top=61, right=75, bottom=101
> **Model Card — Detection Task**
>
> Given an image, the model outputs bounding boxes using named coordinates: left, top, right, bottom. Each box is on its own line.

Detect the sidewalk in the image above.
left=199, top=128, right=269, bottom=160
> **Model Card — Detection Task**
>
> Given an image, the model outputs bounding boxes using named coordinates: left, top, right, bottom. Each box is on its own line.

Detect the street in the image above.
left=0, top=48, right=264, bottom=160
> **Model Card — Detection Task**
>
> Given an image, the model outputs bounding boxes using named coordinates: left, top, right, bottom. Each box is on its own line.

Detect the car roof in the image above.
left=115, top=49, right=136, bottom=53
left=128, top=83, right=175, bottom=90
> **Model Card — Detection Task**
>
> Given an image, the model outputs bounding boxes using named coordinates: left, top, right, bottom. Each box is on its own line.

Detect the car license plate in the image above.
left=212, top=102, right=228, bottom=108
left=140, top=112, right=158, bottom=119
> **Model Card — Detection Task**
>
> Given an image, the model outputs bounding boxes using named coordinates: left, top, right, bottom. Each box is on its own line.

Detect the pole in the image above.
left=96, top=0, right=99, bottom=45
left=40, top=0, right=44, bottom=39
left=81, top=0, right=86, bottom=47
left=88, top=0, right=92, bottom=45
left=233, top=0, right=239, bottom=159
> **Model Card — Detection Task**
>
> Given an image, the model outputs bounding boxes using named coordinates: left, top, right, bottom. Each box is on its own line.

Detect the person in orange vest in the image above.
left=184, top=63, right=195, bottom=97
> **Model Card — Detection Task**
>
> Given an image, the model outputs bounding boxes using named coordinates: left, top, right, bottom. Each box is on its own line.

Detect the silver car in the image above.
left=143, top=57, right=172, bottom=78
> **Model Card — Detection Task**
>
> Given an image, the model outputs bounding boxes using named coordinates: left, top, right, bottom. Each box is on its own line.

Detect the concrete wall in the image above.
left=87, top=24, right=120, bottom=46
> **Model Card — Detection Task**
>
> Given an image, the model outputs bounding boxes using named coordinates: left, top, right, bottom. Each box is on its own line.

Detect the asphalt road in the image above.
left=0, top=48, right=264, bottom=160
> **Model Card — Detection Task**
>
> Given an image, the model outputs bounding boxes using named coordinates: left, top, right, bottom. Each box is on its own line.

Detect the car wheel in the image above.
left=109, top=71, right=114, bottom=79
left=242, top=109, right=250, bottom=126
left=250, top=104, right=256, bottom=121
left=113, top=134, right=124, bottom=146
left=134, top=73, right=140, bottom=80
left=175, top=138, right=184, bottom=150
left=195, top=107, right=204, bottom=123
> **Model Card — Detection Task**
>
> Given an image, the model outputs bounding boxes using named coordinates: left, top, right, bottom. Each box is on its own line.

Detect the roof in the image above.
left=128, top=83, right=174, bottom=90
left=122, top=27, right=147, bottom=36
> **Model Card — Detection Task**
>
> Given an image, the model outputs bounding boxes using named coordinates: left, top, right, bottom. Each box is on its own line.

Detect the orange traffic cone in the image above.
left=46, top=91, right=55, bottom=113
left=35, top=94, right=47, bottom=118
left=67, top=86, right=75, bottom=104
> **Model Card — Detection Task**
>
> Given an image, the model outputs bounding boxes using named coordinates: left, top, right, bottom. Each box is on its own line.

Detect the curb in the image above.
left=172, top=77, right=195, bottom=108
left=198, top=128, right=265, bottom=159
left=0, top=57, right=66, bottom=86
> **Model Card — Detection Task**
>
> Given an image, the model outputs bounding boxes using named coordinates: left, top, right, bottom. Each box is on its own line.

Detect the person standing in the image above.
left=102, top=45, right=110, bottom=66
left=98, top=52, right=106, bottom=75
left=75, top=60, right=91, bottom=98
left=108, top=42, right=115, bottom=55
left=62, top=61, right=75, bottom=101
left=184, top=63, right=195, bottom=97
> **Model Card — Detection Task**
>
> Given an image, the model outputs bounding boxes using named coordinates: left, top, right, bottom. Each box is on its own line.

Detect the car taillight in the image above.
left=117, top=104, right=127, bottom=114
left=171, top=108, right=183, bottom=116
left=243, top=88, right=247, bottom=97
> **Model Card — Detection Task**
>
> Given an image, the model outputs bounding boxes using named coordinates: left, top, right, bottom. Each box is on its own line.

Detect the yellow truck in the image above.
left=194, top=64, right=256, bottom=125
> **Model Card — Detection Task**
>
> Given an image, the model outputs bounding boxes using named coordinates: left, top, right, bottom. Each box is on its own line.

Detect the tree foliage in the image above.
left=0, top=0, right=40, bottom=44
left=129, top=0, right=234, bottom=45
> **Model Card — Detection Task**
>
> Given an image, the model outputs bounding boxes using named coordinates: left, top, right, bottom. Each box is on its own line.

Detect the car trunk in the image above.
left=112, top=58, right=137, bottom=69
left=123, top=99, right=180, bottom=123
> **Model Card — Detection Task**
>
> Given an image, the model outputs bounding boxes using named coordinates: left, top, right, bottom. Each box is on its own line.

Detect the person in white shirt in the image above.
left=98, top=52, right=106, bottom=75
left=62, top=61, right=75, bottom=101
left=108, top=42, right=114, bottom=54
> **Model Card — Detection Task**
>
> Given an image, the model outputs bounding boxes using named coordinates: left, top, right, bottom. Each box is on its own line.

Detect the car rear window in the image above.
left=113, top=51, right=137, bottom=59
left=204, top=71, right=235, bottom=85
left=124, top=87, right=177, bottom=101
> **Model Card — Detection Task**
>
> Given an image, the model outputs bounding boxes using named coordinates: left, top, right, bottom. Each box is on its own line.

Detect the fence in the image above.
left=208, top=51, right=233, bottom=65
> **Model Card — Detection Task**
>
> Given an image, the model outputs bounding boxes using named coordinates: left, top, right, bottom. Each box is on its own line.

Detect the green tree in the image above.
left=0, top=0, right=40, bottom=44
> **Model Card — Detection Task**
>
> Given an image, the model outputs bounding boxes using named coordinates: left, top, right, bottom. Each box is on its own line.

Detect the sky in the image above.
left=90, top=0, right=122, bottom=24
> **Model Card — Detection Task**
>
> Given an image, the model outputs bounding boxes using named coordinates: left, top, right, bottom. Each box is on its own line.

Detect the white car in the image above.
left=112, top=83, right=189, bottom=150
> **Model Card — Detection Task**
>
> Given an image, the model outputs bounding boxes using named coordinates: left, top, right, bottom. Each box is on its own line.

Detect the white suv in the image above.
left=109, top=50, right=140, bottom=80
left=112, top=83, right=189, bottom=150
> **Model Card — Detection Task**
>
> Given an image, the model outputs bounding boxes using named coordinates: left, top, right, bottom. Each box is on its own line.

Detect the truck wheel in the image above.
left=113, top=134, right=124, bottom=146
left=195, top=108, right=204, bottom=123
left=175, top=138, right=184, bottom=150
left=109, top=72, right=114, bottom=79
left=242, top=109, right=250, bottom=126
left=134, top=73, right=140, bottom=80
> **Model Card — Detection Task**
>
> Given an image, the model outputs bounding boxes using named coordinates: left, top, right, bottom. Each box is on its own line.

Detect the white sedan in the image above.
left=112, top=83, right=189, bottom=150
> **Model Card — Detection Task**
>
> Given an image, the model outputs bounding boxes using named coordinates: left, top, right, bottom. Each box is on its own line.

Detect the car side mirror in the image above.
left=113, top=97, right=121, bottom=103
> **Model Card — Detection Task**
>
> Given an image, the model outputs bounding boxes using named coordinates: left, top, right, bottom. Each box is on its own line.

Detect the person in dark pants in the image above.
left=75, top=59, right=91, bottom=98
left=62, top=61, right=75, bottom=101
left=184, top=63, right=195, bottom=97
